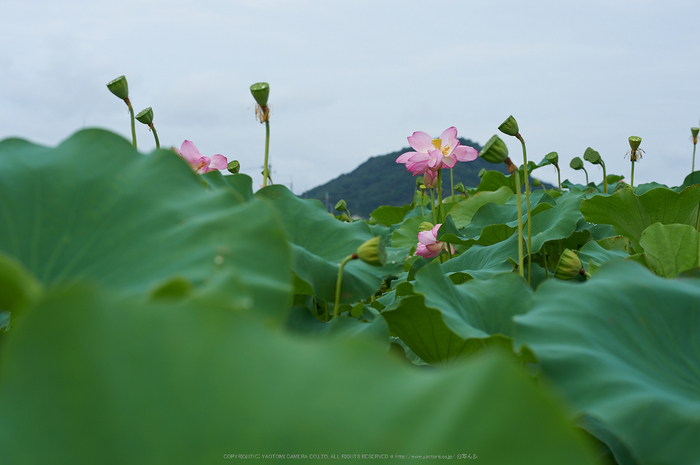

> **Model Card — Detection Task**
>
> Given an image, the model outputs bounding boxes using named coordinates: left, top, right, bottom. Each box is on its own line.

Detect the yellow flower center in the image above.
left=432, top=138, right=450, bottom=155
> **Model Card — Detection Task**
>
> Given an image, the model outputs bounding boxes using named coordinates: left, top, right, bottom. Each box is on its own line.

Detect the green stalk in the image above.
left=556, top=166, right=561, bottom=192
left=542, top=247, right=549, bottom=279
left=437, top=170, right=445, bottom=224
left=450, top=168, right=454, bottom=199
left=150, top=124, right=160, bottom=149
left=693, top=143, right=697, bottom=172
left=262, top=120, right=271, bottom=186
left=514, top=171, right=524, bottom=278
left=583, top=167, right=589, bottom=185
left=601, top=161, right=608, bottom=194
left=516, top=135, right=532, bottom=284
left=125, top=98, right=137, bottom=149
left=430, top=188, right=437, bottom=225
left=333, top=254, right=355, bottom=317
left=630, top=158, right=635, bottom=188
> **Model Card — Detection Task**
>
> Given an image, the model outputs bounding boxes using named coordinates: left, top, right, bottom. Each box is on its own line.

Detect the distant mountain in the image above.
left=302, top=138, right=512, bottom=218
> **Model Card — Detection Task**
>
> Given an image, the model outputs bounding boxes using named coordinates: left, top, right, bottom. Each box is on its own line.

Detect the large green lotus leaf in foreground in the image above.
left=580, top=185, right=700, bottom=250
left=0, top=130, right=291, bottom=318
left=382, top=263, right=534, bottom=366
left=638, top=222, right=700, bottom=278
left=514, top=261, right=700, bottom=465
left=257, top=185, right=408, bottom=303
left=0, top=285, right=598, bottom=465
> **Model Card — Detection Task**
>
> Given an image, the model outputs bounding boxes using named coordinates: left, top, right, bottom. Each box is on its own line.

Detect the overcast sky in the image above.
left=2, top=0, right=699, bottom=194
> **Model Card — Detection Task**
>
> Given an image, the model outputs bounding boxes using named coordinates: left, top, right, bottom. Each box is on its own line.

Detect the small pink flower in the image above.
left=396, top=127, right=479, bottom=176
left=174, top=140, right=228, bottom=174
left=415, top=224, right=455, bottom=259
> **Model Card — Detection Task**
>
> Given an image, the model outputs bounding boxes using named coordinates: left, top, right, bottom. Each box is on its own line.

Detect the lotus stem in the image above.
left=693, top=143, right=697, bottom=173
left=601, top=161, right=608, bottom=194
left=333, top=254, right=354, bottom=317
left=450, top=168, right=454, bottom=199
left=437, top=169, right=445, bottom=224
left=430, top=188, right=437, bottom=225
left=516, top=135, right=532, bottom=284
left=583, top=167, right=589, bottom=185
left=514, top=171, right=524, bottom=278
left=262, top=120, right=271, bottom=186
left=125, top=98, right=137, bottom=149
left=149, top=123, right=160, bottom=149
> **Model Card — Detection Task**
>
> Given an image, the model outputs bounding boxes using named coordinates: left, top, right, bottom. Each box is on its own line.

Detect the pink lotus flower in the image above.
left=415, top=224, right=455, bottom=259
left=396, top=127, right=478, bottom=176
left=174, top=140, right=228, bottom=174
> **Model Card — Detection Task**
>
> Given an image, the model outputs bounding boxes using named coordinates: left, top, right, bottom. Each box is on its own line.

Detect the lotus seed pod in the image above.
left=418, top=221, right=435, bottom=233
left=478, top=168, right=487, bottom=178
left=339, top=213, right=350, bottom=222
left=570, top=157, right=584, bottom=170
left=583, top=147, right=602, bottom=165
left=356, top=236, right=386, bottom=267
left=135, top=107, right=154, bottom=125
left=692, top=127, right=700, bottom=138
left=250, top=82, right=270, bottom=106
left=532, top=178, right=542, bottom=187
left=106, top=75, right=129, bottom=100
left=554, top=249, right=584, bottom=280
left=628, top=136, right=642, bottom=151
left=227, top=160, right=241, bottom=174
left=480, top=135, right=509, bottom=164
left=498, top=115, right=520, bottom=137
left=545, top=151, right=559, bottom=166
left=334, top=199, right=347, bottom=212
left=454, top=182, right=465, bottom=194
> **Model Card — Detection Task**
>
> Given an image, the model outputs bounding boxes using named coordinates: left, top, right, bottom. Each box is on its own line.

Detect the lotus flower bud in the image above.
left=250, top=82, right=270, bottom=106
left=628, top=136, right=642, bottom=152
left=135, top=107, right=154, bottom=125
left=570, top=157, right=584, bottom=170
left=480, top=135, right=509, bottom=164
left=498, top=115, right=520, bottom=137
left=107, top=75, right=129, bottom=100
left=418, top=221, right=435, bottom=232
left=583, top=147, right=602, bottom=165
left=227, top=160, right=241, bottom=174
left=614, top=181, right=631, bottom=193
left=334, top=199, right=347, bottom=212
left=545, top=151, right=559, bottom=166
left=554, top=249, right=584, bottom=280
left=355, top=236, right=386, bottom=267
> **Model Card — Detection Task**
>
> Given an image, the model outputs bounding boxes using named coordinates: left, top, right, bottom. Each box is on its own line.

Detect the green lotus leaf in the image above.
left=445, top=186, right=514, bottom=228
left=256, top=185, right=408, bottom=303
left=448, top=190, right=554, bottom=245
left=285, top=306, right=389, bottom=347
left=441, top=231, right=519, bottom=280
left=675, top=171, right=700, bottom=191
left=476, top=170, right=515, bottom=193
left=202, top=171, right=255, bottom=201
left=0, top=129, right=291, bottom=318
left=0, top=251, right=42, bottom=317
left=577, top=241, right=629, bottom=271
left=580, top=185, right=700, bottom=250
left=369, top=203, right=413, bottom=226
left=382, top=262, right=534, bottom=366
left=390, top=215, right=428, bottom=249
left=0, top=285, right=598, bottom=464
left=525, top=191, right=586, bottom=254
left=438, top=215, right=516, bottom=248
left=638, top=223, right=700, bottom=278
left=514, top=260, right=700, bottom=465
